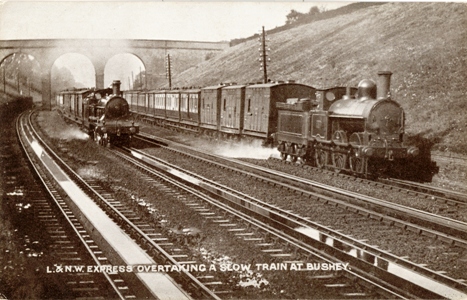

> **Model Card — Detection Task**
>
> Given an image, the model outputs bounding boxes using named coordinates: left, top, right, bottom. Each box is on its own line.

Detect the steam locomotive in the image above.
left=56, top=80, right=139, bottom=146
left=275, top=71, right=419, bottom=177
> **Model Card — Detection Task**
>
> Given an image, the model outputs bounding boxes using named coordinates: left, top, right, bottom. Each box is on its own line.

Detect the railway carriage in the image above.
left=219, top=84, right=246, bottom=136
left=200, top=85, right=223, bottom=132
left=145, top=89, right=156, bottom=116
left=179, top=88, right=201, bottom=129
left=123, top=90, right=140, bottom=113
left=165, top=89, right=181, bottom=123
left=152, top=90, right=167, bottom=121
left=136, top=91, right=147, bottom=115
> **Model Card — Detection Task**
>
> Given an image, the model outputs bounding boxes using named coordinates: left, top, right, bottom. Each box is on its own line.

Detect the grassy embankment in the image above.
left=171, top=2, right=467, bottom=155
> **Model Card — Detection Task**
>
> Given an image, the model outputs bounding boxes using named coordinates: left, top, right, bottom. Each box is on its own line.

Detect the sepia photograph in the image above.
left=0, top=0, right=466, bottom=299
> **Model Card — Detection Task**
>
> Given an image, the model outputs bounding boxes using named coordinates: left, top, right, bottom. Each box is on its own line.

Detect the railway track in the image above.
left=24, top=111, right=218, bottom=299
left=144, top=128, right=463, bottom=211
left=131, top=131, right=467, bottom=298
left=136, top=132, right=467, bottom=240
left=136, top=131, right=464, bottom=208
left=31, top=110, right=396, bottom=299
left=8, top=113, right=132, bottom=299
left=380, top=177, right=467, bottom=205
left=268, top=156, right=467, bottom=209
left=113, top=146, right=407, bottom=299
left=28, top=109, right=467, bottom=299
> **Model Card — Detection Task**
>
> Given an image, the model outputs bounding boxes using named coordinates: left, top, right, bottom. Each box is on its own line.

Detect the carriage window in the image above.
left=247, top=99, right=251, bottom=113
left=223, top=99, right=226, bottom=111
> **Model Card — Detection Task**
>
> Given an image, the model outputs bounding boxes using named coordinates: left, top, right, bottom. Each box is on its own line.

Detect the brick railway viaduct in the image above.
left=0, top=39, right=230, bottom=108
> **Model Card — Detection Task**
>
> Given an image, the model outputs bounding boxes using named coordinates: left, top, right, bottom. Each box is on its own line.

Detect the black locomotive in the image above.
left=275, top=71, right=419, bottom=177
left=56, top=80, right=139, bottom=146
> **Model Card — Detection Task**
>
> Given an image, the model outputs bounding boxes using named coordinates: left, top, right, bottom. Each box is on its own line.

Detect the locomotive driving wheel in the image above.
left=280, top=152, right=288, bottom=160
left=349, top=152, right=365, bottom=174
left=348, top=133, right=365, bottom=175
left=315, top=149, right=328, bottom=168
left=332, top=152, right=347, bottom=172
left=94, top=130, right=101, bottom=145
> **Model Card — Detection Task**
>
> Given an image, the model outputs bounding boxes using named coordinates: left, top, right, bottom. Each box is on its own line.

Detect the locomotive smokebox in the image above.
left=377, top=71, right=392, bottom=100
left=112, top=80, right=121, bottom=96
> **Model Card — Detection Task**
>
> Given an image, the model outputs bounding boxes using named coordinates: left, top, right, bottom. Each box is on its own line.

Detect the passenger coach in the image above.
left=125, top=81, right=316, bottom=144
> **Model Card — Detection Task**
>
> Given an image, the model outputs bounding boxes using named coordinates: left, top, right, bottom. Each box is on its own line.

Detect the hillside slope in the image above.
left=171, top=2, right=467, bottom=154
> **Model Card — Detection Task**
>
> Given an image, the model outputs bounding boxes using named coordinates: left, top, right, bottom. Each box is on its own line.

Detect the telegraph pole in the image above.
left=3, top=62, right=6, bottom=101
left=166, top=54, right=172, bottom=90
left=258, top=26, right=271, bottom=83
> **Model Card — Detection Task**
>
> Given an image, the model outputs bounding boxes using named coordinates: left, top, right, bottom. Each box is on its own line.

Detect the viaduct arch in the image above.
left=0, top=39, right=229, bottom=108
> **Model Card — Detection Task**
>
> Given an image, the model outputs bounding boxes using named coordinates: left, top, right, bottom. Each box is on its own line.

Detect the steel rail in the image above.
left=28, top=113, right=220, bottom=300
left=18, top=112, right=128, bottom=300
left=112, top=148, right=411, bottom=299
left=125, top=145, right=467, bottom=299
left=136, top=132, right=467, bottom=241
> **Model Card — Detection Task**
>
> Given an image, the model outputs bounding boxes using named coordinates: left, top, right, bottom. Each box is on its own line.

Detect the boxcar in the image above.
left=243, top=82, right=315, bottom=142
left=200, top=85, right=223, bottom=132
left=219, top=84, right=246, bottom=136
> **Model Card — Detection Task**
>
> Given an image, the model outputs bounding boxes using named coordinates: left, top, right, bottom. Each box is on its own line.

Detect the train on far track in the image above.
left=124, top=71, right=422, bottom=178
left=55, top=80, right=139, bottom=146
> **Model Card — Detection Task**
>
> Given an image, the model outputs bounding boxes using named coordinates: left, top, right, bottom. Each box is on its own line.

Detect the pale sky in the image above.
left=0, top=1, right=350, bottom=42
left=1, top=1, right=353, bottom=89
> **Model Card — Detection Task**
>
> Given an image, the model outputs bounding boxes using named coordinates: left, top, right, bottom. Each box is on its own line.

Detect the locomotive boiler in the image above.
left=56, top=80, right=139, bottom=146
left=275, top=71, right=419, bottom=177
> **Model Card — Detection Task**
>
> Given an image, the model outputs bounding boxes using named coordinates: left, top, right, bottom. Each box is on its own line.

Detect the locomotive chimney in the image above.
left=377, top=71, right=392, bottom=100
left=112, top=80, right=121, bottom=96
left=343, top=86, right=351, bottom=99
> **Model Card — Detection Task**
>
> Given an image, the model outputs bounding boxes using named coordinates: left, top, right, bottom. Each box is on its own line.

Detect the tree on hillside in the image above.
left=286, top=9, right=304, bottom=25
left=1, top=53, right=41, bottom=93
left=286, top=6, right=323, bottom=25
left=309, top=6, right=320, bottom=16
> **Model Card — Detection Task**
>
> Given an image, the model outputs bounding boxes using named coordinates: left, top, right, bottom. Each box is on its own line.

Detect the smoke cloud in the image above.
left=210, top=139, right=280, bottom=159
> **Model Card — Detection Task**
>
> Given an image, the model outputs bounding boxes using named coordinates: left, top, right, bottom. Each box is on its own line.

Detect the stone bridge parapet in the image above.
left=0, top=39, right=230, bottom=108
